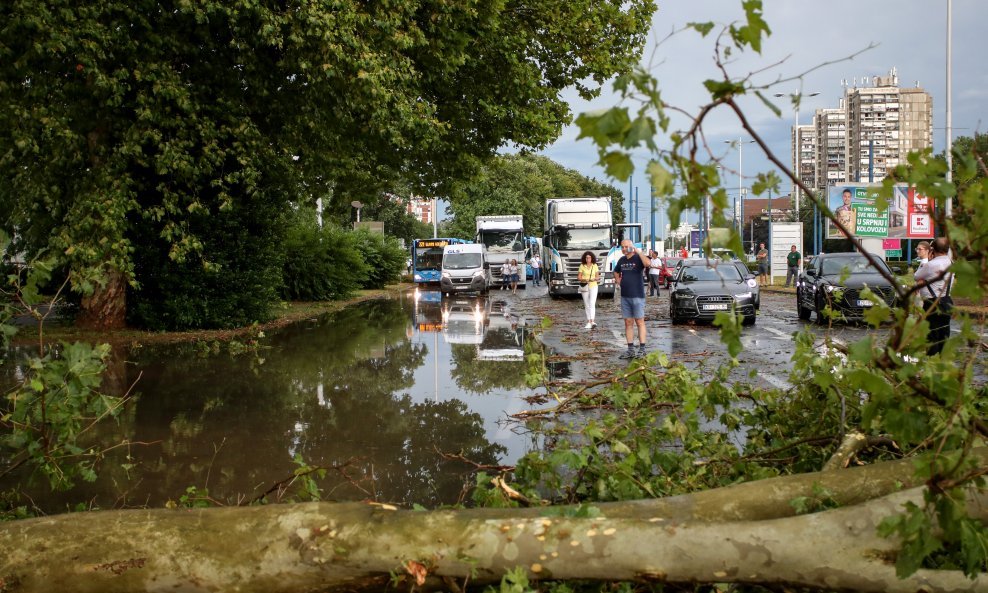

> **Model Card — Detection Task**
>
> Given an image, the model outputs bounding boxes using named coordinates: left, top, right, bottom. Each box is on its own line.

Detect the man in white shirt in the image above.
left=914, top=237, right=953, bottom=355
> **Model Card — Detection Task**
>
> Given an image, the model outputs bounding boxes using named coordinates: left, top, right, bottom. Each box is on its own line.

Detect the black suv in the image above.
left=796, top=252, right=898, bottom=323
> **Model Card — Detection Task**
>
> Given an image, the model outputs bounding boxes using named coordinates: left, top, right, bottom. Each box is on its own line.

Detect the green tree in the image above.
left=0, top=0, right=654, bottom=330
left=446, top=154, right=626, bottom=240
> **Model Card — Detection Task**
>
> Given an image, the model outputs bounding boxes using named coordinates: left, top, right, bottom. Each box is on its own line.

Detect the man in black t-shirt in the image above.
left=613, top=240, right=651, bottom=359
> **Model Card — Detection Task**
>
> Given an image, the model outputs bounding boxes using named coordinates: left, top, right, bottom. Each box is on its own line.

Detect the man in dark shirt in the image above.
left=614, top=239, right=651, bottom=359
left=785, top=245, right=801, bottom=288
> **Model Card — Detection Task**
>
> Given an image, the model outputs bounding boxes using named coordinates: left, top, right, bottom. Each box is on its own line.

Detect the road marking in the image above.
left=762, top=326, right=793, bottom=340
left=761, top=372, right=792, bottom=390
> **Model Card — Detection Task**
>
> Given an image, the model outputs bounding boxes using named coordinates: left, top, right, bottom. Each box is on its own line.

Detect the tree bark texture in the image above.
left=2, top=474, right=987, bottom=592
left=76, top=269, right=127, bottom=330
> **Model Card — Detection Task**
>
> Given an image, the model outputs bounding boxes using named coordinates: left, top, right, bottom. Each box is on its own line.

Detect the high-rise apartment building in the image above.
left=793, top=68, right=932, bottom=205
left=811, top=105, right=847, bottom=196
left=844, top=67, right=932, bottom=183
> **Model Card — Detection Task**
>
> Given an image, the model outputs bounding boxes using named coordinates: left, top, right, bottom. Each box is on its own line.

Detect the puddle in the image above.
left=0, top=291, right=543, bottom=511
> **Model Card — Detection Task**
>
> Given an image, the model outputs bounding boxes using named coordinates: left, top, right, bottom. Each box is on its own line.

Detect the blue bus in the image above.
left=411, top=237, right=470, bottom=285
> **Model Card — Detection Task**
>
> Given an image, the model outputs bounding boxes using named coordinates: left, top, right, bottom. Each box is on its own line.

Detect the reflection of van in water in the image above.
left=441, top=243, right=490, bottom=296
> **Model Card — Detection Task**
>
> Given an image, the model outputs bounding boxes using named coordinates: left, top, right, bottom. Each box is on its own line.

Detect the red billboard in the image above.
left=905, top=187, right=934, bottom=239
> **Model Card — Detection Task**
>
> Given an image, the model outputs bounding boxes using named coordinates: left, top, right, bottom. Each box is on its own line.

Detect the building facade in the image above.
left=793, top=68, right=931, bottom=207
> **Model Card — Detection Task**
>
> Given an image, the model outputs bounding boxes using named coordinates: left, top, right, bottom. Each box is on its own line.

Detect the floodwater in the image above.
left=0, top=290, right=543, bottom=512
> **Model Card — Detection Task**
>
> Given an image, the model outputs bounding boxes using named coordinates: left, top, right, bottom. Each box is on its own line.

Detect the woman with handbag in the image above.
left=578, top=251, right=600, bottom=329
left=914, top=237, right=953, bottom=355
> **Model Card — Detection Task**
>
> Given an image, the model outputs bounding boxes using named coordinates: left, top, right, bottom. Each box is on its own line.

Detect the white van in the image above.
left=440, top=243, right=489, bottom=295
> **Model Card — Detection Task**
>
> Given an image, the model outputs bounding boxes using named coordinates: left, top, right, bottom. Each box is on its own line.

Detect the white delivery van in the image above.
left=440, top=243, right=489, bottom=295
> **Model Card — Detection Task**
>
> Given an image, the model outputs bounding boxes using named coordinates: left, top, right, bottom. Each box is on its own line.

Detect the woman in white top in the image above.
left=578, top=251, right=601, bottom=329
left=648, top=249, right=663, bottom=296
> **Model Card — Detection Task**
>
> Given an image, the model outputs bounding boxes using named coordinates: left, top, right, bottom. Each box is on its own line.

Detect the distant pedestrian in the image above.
left=500, top=261, right=511, bottom=290
left=648, top=249, right=663, bottom=296
left=756, top=243, right=769, bottom=286
left=914, top=237, right=953, bottom=355
left=529, top=254, right=542, bottom=287
left=577, top=251, right=600, bottom=329
left=508, top=259, right=520, bottom=294
left=784, top=245, right=801, bottom=288
left=679, top=246, right=689, bottom=258
left=614, top=240, right=651, bottom=359
left=914, top=241, right=930, bottom=269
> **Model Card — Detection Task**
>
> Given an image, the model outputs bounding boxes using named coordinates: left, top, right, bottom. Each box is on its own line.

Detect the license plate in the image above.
left=702, top=304, right=729, bottom=311
left=856, top=299, right=873, bottom=307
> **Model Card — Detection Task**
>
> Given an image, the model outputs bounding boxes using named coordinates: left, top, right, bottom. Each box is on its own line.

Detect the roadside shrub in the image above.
left=281, top=222, right=368, bottom=301
left=351, top=228, right=406, bottom=289
left=127, top=191, right=285, bottom=331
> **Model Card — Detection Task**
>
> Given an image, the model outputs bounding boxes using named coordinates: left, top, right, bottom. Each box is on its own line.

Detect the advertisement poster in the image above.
left=827, top=185, right=876, bottom=238
left=827, top=184, right=925, bottom=239
left=904, top=186, right=935, bottom=239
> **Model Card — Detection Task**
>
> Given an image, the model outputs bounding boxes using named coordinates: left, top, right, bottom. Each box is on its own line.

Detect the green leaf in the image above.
left=601, top=151, right=634, bottom=181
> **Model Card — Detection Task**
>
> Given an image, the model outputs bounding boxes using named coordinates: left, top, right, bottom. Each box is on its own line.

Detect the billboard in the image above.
left=827, top=184, right=934, bottom=239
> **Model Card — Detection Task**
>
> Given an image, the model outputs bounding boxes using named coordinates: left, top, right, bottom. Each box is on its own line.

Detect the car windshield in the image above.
left=679, top=265, right=743, bottom=283
left=443, top=252, right=483, bottom=270
left=551, top=228, right=611, bottom=250
left=821, top=256, right=890, bottom=276
left=663, top=257, right=682, bottom=267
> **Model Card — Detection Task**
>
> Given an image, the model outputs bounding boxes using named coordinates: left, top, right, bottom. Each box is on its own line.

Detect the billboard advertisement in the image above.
left=827, top=184, right=933, bottom=239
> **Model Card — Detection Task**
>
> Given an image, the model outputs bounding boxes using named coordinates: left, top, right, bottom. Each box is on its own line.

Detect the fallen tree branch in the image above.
left=2, top=484, right=987, bottom=593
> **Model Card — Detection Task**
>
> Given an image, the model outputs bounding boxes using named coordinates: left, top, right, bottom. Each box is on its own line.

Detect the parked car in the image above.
left=659, top=257, right=683, bottom=288
left=795, top=252, right=898, bottom=324
left=669, top=259, right=757, bottom=325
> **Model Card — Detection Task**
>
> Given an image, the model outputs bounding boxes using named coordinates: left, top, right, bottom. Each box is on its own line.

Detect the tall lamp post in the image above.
left=774, top=91, right=819, bottom=219
left=724, top=138, right=756, bottom=244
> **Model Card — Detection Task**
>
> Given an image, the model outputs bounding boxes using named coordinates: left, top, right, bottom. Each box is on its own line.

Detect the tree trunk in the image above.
left=76, top=268, right=127, bottom=330
left=2, top=461, right=987, bottom=593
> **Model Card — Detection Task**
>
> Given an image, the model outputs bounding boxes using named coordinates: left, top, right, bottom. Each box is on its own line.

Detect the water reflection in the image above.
left=1, top=294, right=545, bottom=513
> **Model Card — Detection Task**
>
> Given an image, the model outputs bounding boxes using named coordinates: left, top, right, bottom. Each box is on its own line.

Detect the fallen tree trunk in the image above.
left=2, top=473, right=987, bottom=592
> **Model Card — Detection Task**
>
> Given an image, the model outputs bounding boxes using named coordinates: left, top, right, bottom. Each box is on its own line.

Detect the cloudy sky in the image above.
left=537, top=0, right=986, bottom=226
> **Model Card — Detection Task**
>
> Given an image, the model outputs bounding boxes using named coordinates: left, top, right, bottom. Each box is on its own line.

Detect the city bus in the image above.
left=412, top=237, right=469, bottom=285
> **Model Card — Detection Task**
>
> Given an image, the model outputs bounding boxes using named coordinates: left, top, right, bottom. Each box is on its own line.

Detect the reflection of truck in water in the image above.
left=543, top=197, right=615, bottom=298
left=476, top=215, right=525, bottom=289
left=441, top=296, right=491, bottom=345
left=478, top=300, right=525, bottom=361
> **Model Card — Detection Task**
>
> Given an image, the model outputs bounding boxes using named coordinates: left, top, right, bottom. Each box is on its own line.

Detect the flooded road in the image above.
left=3, top=285, right=980, bottom=513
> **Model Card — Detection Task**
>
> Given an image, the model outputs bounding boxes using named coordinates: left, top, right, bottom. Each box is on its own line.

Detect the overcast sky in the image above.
left=537, top=0, right=986, bottom=226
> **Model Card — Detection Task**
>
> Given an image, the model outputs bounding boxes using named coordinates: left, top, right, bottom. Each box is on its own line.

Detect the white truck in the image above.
left=543, top=197, right=615, bottom=299
left=476, top=215, right=526, bottom=290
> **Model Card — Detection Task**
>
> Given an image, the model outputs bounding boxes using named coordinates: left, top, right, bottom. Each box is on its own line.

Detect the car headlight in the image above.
left=414, top=274, right=423, bottom=281
left=746, top=279, right=757, bottom=288
left=675, top=293, right=695, bottom=301
left=441, top=271, right=451, bottom=279
left=734, top=292, right=752, bottom=301
left=472, top=270, right=485, bottom=278
left=824, top=284, right=837, bottom=293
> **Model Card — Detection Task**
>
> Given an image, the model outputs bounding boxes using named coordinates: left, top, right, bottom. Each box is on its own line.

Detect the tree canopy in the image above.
left=0, top=0, right=654, bottom=328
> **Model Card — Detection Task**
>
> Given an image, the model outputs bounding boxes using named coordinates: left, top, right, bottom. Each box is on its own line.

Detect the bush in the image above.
left=350, top=228, right=406, bottom=289
left=127, top=192, right=285, bottom=331
left=281, top=222, right=368, bottom=301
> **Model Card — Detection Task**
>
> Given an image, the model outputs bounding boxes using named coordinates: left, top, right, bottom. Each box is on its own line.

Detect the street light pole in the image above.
left=774, top=91, right=819, bottom=219
left=724, top=138, right=755, bottom=240
left=945, top=0, right=953, bottom=219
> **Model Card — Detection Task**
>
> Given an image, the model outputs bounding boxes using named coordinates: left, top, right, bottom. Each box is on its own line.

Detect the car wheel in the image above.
left=814, top=293, right=828, bottom=325
left=742, top=314, right=756, bottom=326
left=796, top=289, right=812, bottom=321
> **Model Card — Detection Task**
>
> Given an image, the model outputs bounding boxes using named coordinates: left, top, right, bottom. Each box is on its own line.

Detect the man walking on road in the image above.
left=529, top=254, right=542, bottom=287
left=756, top=242, right=769, bottom=287
left=614, top=240, right=651, bottom=359
left=784, top=245, right=801, bottom=288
